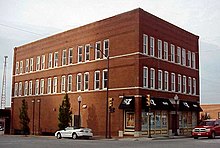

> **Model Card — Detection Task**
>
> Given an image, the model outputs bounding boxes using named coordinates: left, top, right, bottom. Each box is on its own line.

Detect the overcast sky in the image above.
left=0, top=0, right=220, bottom=107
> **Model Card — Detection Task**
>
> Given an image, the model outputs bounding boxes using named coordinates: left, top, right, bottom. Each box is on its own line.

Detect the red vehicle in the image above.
left=192, top=119, right=220, bottom=139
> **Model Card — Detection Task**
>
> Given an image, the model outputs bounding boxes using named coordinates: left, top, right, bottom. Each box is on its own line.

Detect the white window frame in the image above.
left=19, top=82, right=22, bottom=96
left=77, top=73, right=82, bottom=91
left=103, top=39, right=109, bottom=58
left=54, top=52, right=58, bottom=68
left=164, top=42, right=168, bottom=60
left=47, top=78, right=52, bottom=94
left=25, top=59, right=29, bottom=73
left=53, top=77, right=57, bottom=94
left=178, top=74, right=182, bottom=93
left=143, top=66, right=148, bottom=88
left=150, top=68, right=155, bottom=89
left=171, top=44, right=175, bottom=62
left=94, top=71, right=100, bottom=90
left=36, top=56, right=40, bottom=71
left=182, top=48, right=186, bottom=66
left=187, top=51, right=191, bottom=67
left=102, top=69, right=108, bottom=89
left=158, top=39, right=162, bottom=59
left=188, top=77, right=192, bottom=94
left=20, top=61, right=23, bottom=74
left=143, top=34, right=148, bottom=55
left=24, top=81, right=28, bottom=96
left=158, top=70, right=163, bottom=90
left=192, top=52, right=196, bottom=69
left=84, top=72, right=89, bottom=91
left=14, top=83, right=18, bottom=97
left=41, top=55, right=45, bottom=70
left=48, top=53, right=53, bottom=69
left=85, top=44, right=90, bottom=61
left=95, top=41, right=101, bottom=59
left=68, top=48, right=73, bottom=64
left=29, top=81, right=32, bottom=96
left=150, top=37, right=154, bottom=56
left=40, top=79, right=44, bottom=95
left=177, top=47, right=181, bottom=64
left=193, top=78, right=196, bottom=95
left=61, top=75, right=66, bottom=93
left=171, top=73, right=175, bottom=92
left=183, top=76, right=186, bottom=94
left=78, top=46, right=83, bottom=63
left=62, top=49, right=67, bottom=66
left=164, top=71, right=169, bottom=91
left=16, top=62, right=19, bottom=75
left=67, top=75, right=72, bottom=92
left=30, top=58, right=34, bottom=72
left=35, top=79, right=39, bottom=95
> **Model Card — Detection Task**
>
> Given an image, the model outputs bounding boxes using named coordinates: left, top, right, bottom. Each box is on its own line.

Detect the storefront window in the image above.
left=156, top=111, right=161, bottom=129
left=142, top=111, right=148, bottom=131
left=162, top=111, right=167, bottom=128
left=192, top=112, right=197, bottom=127
left=125, top=112, right=135, bottom=128
left=150, top=112, right=155, bottom=129
left=179, top=112, right=183, bottom=128
left=187, top=112, right=192, bottom=127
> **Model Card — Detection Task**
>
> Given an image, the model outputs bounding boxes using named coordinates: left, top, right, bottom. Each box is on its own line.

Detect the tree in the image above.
left=58, top=93, right=72, bottom=129
left=19, top=99, right=30, bottom=135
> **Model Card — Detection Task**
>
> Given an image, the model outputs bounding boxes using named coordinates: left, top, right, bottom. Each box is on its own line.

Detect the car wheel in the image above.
left=57, top=133, right=62, bottom=139
left=72, top=133, right=77, bottom=139
left=194, top=137, right=198, bottom=139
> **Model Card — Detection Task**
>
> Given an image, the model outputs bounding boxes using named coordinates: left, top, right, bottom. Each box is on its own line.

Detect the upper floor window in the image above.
left=171, top=44, right=175, bottom=62
left=143, top=34, right=148, bottom=55
left=177, top=47, right=181, bottom=64
left=84, top=72, right=89, bottom=91
left=183, top=76, right=186, bottom=94
left=150, top=68, right=155, bottom=89
left=192, top=52, right=196, bottom=69
left=150, top=37, right=154, bottom=56
left=36, top=56, right=40, bottom=71
left=41, top=55, right=45, bottom=70
left=188, top=77, right=192, bottom=94
left=35, top=80, right=39, bottom=95
left=158, top=39, right=162, bottom=59
left=94, top=71, right=100, bottom=90
left=53, top=77, right=58, bottom=94
left=187, top=51, right=191, bottom=67
left=85, top=44, right=90, bottom=61
left=193, top=78, right=196, bottom=95
left=164, top=42, right=168, bottom=60
left=171, top=73, right=175, bottom=92
left=48, top=53, right=53, bottom=69
left=54, top=52, right=58, bottom=67
left=68, top=48, right=73, bottom=64
left=29, top=81, right=32, bottom=96
left=47, top=78, right=52, bottom=94
left=158, top=70, right=163, bottom=90
left=77, top=73, right=82, bottom=91
left=182, top=48, right=186, bottom=66
left=61, top=75, right=66, bottom=93
left=95, top=41, right=101, bottom=59
left=103, top=70, right=108, bottom=89
left=178, top=74, right=182, bottom=93
left=104, top=39, right=109, bottom=58
left=19, top=82, right=22, bottom=96
left=78, top=46, right=83, bottom=63
left=67, top=75, right=72, bottom=92
left=30, top=58, right=34, bottom=72
left=20, top=61, right=23, bottom=74
left=164, top=71, right=169, bottom=91
left=14, top=83, right=18, bottom=97
left=143, top=67, right=148, bottom=88
left=24, top=81, right=28, bottom=96
left=40, top=79, right=44, bottom=95
left=15, top=62, right=19, bottom=75
left=62, top=50, right=67, bottom=66
left=25, top=59, right=29, bottom=73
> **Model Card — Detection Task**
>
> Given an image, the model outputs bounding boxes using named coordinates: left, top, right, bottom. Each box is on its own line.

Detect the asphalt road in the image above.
left=1, top=135, right=220, bottom=148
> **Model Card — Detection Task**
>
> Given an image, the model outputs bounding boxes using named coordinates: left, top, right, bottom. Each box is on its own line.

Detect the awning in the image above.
left=119, top=96, right=135, bottom=109
left=179, top=100, right=203, bottom=111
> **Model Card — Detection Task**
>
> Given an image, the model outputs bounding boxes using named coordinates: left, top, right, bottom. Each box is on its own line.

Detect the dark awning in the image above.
left=119, top=96, right=135, bottom=109
left=179, top=100, right=203, bottom=112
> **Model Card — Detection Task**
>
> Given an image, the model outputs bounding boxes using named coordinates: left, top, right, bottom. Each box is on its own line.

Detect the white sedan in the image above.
left=55, top=127, right=93, bottom=139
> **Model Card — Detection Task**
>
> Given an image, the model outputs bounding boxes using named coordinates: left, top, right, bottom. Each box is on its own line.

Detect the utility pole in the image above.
left=1, top=56, right=8, bottom=109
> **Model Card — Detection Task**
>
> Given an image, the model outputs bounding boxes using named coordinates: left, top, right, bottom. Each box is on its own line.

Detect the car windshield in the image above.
left=199, top=121, right=215, bottom=126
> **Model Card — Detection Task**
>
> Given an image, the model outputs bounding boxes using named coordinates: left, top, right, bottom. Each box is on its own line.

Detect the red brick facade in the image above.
left=11, top=8, right=200, bottom=137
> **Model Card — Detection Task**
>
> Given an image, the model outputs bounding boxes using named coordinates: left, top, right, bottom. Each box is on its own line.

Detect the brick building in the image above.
left=201, top=104, right=220, bottom=120
left=11, top=8, right=201, bottom=137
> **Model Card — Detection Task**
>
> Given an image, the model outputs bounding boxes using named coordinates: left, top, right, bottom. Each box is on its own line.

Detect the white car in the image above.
left=55, top=127, right=93, bottom=139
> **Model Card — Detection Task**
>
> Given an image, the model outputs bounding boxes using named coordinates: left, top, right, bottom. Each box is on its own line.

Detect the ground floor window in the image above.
left=179, top=111, right=197, bottom=135
left=125, top=112, right=135, bottom=129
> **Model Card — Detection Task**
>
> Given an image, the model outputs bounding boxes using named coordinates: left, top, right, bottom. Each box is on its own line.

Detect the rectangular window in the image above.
left=40, top=79, right=44, bottom=94
left=192, top=52, right=196, bottom=69
left=30, top=58, right=33, bottom=72
left=16, top=62, right=19, bottom=75
left=29, top=81, right=32, bottom=96
left=143, top=34, right=148, bottom=55
left=24, top=81, right=28, bottom=96
left=94, top=71, right=100, bottom=90
left=182, top=48, right=186, bottom=66
left=35, top=80, right=39, bottom=95
left=19, top=82, right=22, bottom=96
left=68, top=48, right=73, bottom=64
left=36, top=56, right=40, bottom=71
left=150, top=37, right=154, bottom=56
left=183, top=76, right=186, bottom=93
left=85, top=44, right=90, bottom=61
left=14, top=83, right=18, bottom=97
left=41, top=55, right=45, bottom=70
left=103, top=70, right=108, bottom=89
left=187, top=51, right=191, bottom=67
left=158, top=39, right=162, bottom=59
left=53, top=77, right=57, bottom=94
left=178, top=74, right=182, bottom=93
left=158, top=70, right=163, bottom=90
left=177, top=47, right=181, bottom=64
left=67, top=75, right=72, bottom=92
left=48, top=53, right=53, bottom=69
left=20, top=61, right=23, bottom=74
left=25, top=59, right=29, bottom=73
left=143, top=67, right=148, bottom=88
left=47, top=78, right=52, bottom=94
left=61, top=75, right=66, bottom=93
left=150, top=68, right=155, bottom=89
left=171, top=44, right=175, bottom=62
left=104, top=39, right=109, bottom=58
left=78, top=46, right=83, bottom=63
left=164, top=71, right=169, bottom=91
left=193, top=78, right=196, bottom=95
left=188, top=77, right=192, bottom=94
left=62, top=50, right=67, bottom=66
left=171, top=73, right=175, bottom=92
left=54, top=52, right=58, bottom=67
left=84, top=72, right=89, bottom=91
left=77, top=73, right=82, bottom=91
left=164, top=42, right=168, bottom=60
left=95, top=41, right=101, bottom=59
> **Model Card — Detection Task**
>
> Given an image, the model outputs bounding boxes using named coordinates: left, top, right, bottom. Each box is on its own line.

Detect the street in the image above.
left=0, top=135, right=220, bottom=148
